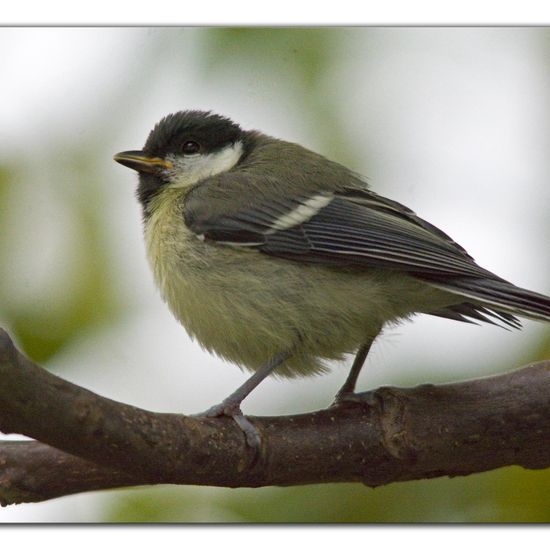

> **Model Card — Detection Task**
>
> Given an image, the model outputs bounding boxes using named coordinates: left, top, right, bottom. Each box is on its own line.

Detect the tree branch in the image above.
left=1, top=327, right=549, bottom=506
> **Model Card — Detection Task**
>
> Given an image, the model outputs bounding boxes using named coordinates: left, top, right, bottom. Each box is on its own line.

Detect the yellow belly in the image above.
left=144, top=189, right=458, bottom=377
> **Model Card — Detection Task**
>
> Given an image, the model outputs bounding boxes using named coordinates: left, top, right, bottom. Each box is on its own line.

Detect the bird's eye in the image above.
left=182, top=141, right=200, bottom=155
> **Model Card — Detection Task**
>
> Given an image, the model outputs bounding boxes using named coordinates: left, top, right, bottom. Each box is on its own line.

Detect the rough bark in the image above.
left=1, top=328, right=549, bottom=506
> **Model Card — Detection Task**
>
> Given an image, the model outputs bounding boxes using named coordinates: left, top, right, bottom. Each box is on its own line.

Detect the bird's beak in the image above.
left=113, top=150, right=173, bottom=173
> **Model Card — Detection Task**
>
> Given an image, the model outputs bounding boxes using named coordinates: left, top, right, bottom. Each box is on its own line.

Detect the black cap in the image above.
left=143, top=110, right=243, bottom=157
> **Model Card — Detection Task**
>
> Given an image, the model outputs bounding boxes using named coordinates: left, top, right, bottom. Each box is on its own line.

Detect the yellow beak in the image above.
left=113, top=150, right=173, bottom=173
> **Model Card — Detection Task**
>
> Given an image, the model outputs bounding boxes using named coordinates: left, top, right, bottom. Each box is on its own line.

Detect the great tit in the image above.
left=114, top=110, right=550, bottom=446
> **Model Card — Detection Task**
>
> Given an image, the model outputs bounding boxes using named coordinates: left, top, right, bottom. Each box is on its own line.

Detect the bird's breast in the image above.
left=141, top=189, right=460, bottom=377
left=144, top=190, right=204, bottom=299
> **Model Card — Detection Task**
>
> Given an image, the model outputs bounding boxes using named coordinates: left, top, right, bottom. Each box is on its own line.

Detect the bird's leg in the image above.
left=197, top=351, right=291, bottom=449
left=332, top=338, right=375, bottom=405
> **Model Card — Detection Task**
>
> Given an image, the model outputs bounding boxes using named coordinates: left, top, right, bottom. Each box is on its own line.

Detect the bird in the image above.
left=114, top=110, right=550, bottom=447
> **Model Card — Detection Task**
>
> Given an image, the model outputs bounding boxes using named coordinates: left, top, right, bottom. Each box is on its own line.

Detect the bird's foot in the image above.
left=330, top=390, right=366, bottom=408
left=196, top=400, right=262, bottom=451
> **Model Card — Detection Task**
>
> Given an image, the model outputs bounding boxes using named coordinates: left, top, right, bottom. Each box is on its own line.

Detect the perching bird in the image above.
left=114, top=110, right=550, bottom=446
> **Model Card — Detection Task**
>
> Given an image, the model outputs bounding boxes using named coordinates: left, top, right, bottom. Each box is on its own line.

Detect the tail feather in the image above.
left=429, top=302, right=522, bottom=329
left=428, top=277, right=550, bottom=323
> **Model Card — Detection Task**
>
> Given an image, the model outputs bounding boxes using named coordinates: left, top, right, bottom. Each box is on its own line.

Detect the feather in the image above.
left=184, top=174, right=550, bottom=325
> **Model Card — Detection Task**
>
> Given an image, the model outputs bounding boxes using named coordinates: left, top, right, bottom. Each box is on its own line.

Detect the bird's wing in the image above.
left=184, top=175, right=550, bottom=325
left=184, top=182, right=500, bottom=281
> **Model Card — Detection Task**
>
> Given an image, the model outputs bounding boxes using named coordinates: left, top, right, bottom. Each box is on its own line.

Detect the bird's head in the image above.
left=114, top=110, right=245, bottom=207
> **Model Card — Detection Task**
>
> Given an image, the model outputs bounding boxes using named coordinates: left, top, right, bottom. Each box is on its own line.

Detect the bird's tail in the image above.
left=429, top=277, right=550, bottom=324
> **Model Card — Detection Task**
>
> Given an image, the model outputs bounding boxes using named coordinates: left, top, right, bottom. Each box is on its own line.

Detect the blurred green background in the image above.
left=0, top=27, right=549, bottom=522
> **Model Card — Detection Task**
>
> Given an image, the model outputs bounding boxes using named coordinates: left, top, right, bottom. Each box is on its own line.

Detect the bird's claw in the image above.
left=330, top=391, right=365, bottom=408
left=196, top=401, right=262, bottom=451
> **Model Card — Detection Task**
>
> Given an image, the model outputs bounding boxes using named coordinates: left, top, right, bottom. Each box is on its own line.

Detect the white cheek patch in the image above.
left=268, top=193, right=334, bottom=232
left=167, top=141, right=244, bottom=189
